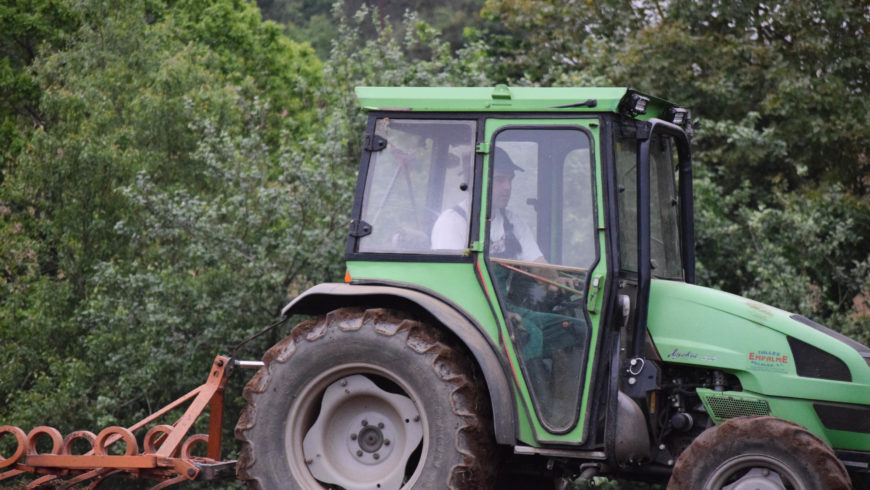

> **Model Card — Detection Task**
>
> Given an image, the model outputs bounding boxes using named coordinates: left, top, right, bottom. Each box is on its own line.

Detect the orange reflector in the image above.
left=344, top=270, right=351, bottom=283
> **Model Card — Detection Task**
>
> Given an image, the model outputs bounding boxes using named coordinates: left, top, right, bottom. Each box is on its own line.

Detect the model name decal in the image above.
left=666, top=349, right=717, bottom=362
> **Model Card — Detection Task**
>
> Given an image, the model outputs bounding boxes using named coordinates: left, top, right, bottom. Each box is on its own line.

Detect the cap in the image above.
left=493, top=147, right=524, bottom=174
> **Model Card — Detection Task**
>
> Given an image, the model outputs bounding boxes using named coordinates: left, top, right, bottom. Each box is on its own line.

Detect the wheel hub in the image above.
left=301, top=374, right=423, bottom=490
left=358, top=424, right=384, bottom=452
left=346, top=414, right=396, bottom=464
left=722, top=467, right=786, bottom=490
left=711, top=455, right=800, bottom=490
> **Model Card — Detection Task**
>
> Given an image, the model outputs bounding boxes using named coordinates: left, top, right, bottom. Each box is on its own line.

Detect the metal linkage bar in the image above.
left=0, top=355, right=236, bottom=489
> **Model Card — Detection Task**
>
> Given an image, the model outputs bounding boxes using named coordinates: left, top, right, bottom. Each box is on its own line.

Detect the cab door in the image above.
left=480, top=119, right=607, bottom=443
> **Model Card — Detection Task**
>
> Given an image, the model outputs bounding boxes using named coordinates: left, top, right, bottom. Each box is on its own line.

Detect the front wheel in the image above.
left=668, top=416, right=851, bottom=490
left=235, top=308, right=496, bottom=489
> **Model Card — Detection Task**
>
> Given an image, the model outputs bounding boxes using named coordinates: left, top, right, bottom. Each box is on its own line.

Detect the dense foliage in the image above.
left=0, top=0, right=326, bottom=434
left=1, top=0, right=868, bottom=486
left=257, top=0, right=490, bottom=58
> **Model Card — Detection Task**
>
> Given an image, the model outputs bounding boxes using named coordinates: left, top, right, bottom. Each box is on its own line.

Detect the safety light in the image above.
left=668, top=107, right=689, bottom=126
left=630, top=94, right=649, bottom=115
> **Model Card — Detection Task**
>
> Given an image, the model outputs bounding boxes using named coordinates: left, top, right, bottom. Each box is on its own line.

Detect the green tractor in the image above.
left=234, top=86, right=868, bottom=489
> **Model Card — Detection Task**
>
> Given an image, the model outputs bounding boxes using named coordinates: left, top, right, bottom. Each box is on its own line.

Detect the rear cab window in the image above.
left=356, top=118, right=477, bottom=255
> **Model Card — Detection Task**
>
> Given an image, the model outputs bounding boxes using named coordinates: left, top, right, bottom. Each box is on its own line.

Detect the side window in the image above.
left=649, top=134, right=682, bottom=278
left=561, top=147, right=596, bottom=269
left=492, top=139, right=539, bottom=255
left=615, top=130, right=683, bottom=279
left=357, top=119, right=476, bottom=254
left=489, top=130, right=596, bottom=267
left=615, top=135, right=639, bottom=272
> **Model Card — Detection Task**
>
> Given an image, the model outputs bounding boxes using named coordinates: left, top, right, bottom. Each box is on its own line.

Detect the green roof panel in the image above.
left=355, top=85, right=671, bottom=115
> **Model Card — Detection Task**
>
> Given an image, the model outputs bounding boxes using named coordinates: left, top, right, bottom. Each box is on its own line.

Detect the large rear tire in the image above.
left=668, top=416, right=851, bottom=490
left=235, top=307, right=496, bottom=489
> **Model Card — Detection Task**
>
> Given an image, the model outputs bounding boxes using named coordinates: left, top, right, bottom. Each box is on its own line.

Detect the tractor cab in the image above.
left=344, top=86, right=694, bottom=445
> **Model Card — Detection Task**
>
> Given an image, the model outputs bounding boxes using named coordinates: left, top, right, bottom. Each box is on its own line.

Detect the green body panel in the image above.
left=649, top=279, right=870, bottom=449
left=346, top=260, right=500, bottom=341
left=355, top=86, right=672, bottom=117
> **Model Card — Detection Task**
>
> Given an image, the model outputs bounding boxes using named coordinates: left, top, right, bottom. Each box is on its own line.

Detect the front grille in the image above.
left=706, top=394, right=771, bottom=420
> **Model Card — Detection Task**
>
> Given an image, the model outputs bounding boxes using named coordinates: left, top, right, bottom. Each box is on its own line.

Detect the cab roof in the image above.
left=355, top=85, right=673, bottom=116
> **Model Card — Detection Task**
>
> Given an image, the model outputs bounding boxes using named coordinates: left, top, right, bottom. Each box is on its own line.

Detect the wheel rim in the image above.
left=286, top=366, right=426, bottom=490
left=707, top=454, right=807, bottom=490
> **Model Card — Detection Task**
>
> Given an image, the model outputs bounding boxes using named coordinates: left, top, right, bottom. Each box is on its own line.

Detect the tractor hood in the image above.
left=646, top=279, right=870, bottom=405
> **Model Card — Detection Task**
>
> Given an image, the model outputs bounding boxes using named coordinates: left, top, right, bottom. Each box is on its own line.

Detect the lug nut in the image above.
left=351, top=433, right=357, bottom=440
left=384, top=439, right=390, bottom=446
left=357, top=450, right=363, bottom=457
left=378, top=422, right=384, bottom=429
left=373, top=453, right=380, bottom=460
left=362, top=419, right=368, bottom=426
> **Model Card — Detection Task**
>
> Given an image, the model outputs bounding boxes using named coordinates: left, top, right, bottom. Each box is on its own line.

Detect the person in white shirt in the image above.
left=431, top=147, right=542, bottom=262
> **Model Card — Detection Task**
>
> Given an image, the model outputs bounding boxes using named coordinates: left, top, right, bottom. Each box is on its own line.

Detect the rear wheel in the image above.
left=668, top=416, right=851, bottom=490
left=235, top=307, right=496, bottom=489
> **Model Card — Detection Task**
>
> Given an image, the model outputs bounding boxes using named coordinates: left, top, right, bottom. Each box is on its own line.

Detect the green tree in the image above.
left=0, top=0, right=322, bottom=433
left=0, top=0, right=81, bottom=177
left=257, top=0, right=491, bottom=59
left=484, top=0, right=870, bottom=192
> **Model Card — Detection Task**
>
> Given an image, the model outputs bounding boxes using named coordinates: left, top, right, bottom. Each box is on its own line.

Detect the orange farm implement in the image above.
left=0, top=355, right=255, bottom=489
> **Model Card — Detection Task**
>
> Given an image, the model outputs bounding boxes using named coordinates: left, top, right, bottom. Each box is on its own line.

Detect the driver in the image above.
left=430, top=147, right=541, bottom=262
left=487, top=148, right=543, bottom=262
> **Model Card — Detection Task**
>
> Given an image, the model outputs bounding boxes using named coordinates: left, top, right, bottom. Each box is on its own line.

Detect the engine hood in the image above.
left=646, top=279, right=870, bottom=405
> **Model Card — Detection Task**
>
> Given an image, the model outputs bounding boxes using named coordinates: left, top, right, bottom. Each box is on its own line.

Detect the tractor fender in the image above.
left=280, top=282, right=517, bottom=445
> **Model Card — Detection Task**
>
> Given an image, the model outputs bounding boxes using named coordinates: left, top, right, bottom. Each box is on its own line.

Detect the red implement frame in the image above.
left=0, top=355, right=236, bottom=489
